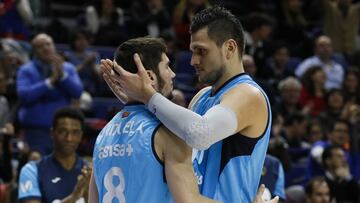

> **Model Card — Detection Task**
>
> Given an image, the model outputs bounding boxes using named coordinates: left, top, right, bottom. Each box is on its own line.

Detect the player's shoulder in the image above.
left=189, top=86, right=211, bottom=108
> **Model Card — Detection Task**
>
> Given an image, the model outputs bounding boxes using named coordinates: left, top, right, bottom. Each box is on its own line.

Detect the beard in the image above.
left=157, top=75, right=173, bottom=99
left=198, top=65, right=225, bottom=86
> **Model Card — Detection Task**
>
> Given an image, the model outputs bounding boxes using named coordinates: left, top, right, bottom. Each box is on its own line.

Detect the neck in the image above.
left=212, top=62, right=244, bottom=93
left=53, top=151, right=76, bottom=170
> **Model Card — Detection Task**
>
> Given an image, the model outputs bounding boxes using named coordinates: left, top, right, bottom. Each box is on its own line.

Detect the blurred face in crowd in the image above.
left=307, top=181, right=331, bottom=203
left=344, top=72, right=358, bottom=94
left=74, top=34, right=89, bottom=52
left=329, top=122, right=349, bottom=146
left=280, top=83, right=301, bottom=105
left=311, top=69, right=326, bottom=87
left=308, top=122, right=323, bottom=144
left=274, top=47, right=289, bottom=67
left=327, top=91, right=344, bottom=111
left=52, top=117, right=83, bottom=157
left=315, top=36, right=333, bottom=59
left=327, top=148, right=348, bottom=170
left=190, top=27, right=226, bottom=86
left=32, top=34, right=56, bottom=64
left=258, top=25, right=272, bottom=40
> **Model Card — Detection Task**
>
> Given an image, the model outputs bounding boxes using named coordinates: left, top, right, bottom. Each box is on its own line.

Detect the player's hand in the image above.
left=100, top=59, right=128, bottom=104
left=253, top=184, right=279, bottom=203
left=110, top=53, right=156, bottom=104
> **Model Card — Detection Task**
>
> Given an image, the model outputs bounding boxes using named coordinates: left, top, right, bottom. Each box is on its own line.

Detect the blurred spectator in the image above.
left=318, top=89, right=345, bottom=130
left=64, top=29, right=101, bottom=95
left=295, top=36, right=345, bottom=90
left=0, top=38, right=29, bottom=107
left=0, top=123, right=14, bottom=183
left=274, top=0, right=311, bottom=57
left=275, top=76, right=302, bottom=117
left=282, top=112, right=310, bottom=163
left=322, top=0, right=360, bottom=57
left=16, top=33, right=83, bottom=155
left=0, top=71, right=10, bottom=128
left=243, top=12, right=274, bottom=78
left=304, top=176, right=332, bottom=203
left=84, top=0, right=128, bottom=46
left=299, top=66, right=327, bottom=116
left=307, top=119, right=350, bottom=178
left=18, top=107, right=91, bottom=203
left=0, top=0, right=32, bottom=40
left=259, top=155, right=286, bottom=202
left=172, top=0, right=210, bottom=50
left=265, top=43, right=300, bottom=86
left=342, top=68, right=360, bottom=104
left=322, top=145, right=359, bottom=203
left=129, top=0, right=172, bottom=38
left=306, top=118, right=325, bottom=145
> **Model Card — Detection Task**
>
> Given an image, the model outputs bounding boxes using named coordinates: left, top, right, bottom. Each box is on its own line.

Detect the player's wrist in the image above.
left=143, top=86, right=157, bottom=104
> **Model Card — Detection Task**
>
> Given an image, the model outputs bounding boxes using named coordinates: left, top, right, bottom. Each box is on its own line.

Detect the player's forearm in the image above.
left=147, top=93, right=237, bottom=150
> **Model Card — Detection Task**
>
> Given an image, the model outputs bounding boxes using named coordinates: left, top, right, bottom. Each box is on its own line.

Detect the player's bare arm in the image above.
left=155, top=126, right=219, bottom=203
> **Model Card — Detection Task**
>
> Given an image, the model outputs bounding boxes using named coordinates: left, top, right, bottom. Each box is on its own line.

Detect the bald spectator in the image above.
left=295, top=36, right=344, bottom=90
left=16, top=33, right=83, bottom=155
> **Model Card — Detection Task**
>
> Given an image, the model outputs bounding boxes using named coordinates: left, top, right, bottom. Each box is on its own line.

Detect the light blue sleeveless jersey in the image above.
left=93, top=103, right=172, bottom=203
left=191, top=73, right=272, bottom=203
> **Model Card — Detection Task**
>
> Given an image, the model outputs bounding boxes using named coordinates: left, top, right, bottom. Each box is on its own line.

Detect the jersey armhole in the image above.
left=151, top=124, right=164, bottom=166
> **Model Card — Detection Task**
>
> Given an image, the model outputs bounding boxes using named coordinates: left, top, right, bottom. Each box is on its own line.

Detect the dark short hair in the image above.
left=284, top=112, right=306, bottom=126
left=52, top=107, right=85, bottom=129
left=244, top=12, right=274, bottom=33
left=329, top=119, right=349, bottom=132
left=322, top=145, right=344, bottom=169
left=114, top=37, right=166, bottom=76
left=190, top=6, right=245, bottom=56
left=305, top=176, right=328, bottom=195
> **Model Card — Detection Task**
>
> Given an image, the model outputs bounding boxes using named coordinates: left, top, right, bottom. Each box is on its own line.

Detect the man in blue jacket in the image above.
left=16, top=33, right=83, bottom=155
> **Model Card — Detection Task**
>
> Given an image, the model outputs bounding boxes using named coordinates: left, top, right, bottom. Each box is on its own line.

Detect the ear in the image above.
left=224, top=39, right=238, bottom=59
left=147, top=70, right=156, bottom=85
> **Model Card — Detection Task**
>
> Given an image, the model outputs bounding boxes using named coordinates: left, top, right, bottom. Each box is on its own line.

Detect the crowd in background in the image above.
left=1, top=0, right=360, bottom=202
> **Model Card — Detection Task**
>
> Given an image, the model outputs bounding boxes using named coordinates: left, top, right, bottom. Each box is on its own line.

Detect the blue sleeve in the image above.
left=274, top=162, right=286, bottom=200
left=18, top=162, right=41, bottom=201
left=16, top=65, right=51, bottom=104
left=58, top=62, right=83, bottom=98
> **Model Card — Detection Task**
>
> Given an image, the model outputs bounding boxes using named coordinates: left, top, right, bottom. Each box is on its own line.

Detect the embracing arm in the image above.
left=157, top=127, right=219, bottom=203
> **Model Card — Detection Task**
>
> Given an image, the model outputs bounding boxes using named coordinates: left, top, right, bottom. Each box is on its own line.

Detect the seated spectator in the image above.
left=305, top=118, right=325, bottom=145
left=64, top=29, right=101, bottom=95
left=18, top=107, right=91, bottom=203
left=275, top=76, right=302, bottom=118
left=281, top=112, right=310, bottom=163
left=84, top=0, right=128, bottom=46
left=0, top=0, right=32, bottom=40
left=299, top=66, right=327, bottom=116
left=128, top=0, right=172, bottom=38
left=265, top=43, right=300, bottom=87
left=318, top=89, right=345, bottom=130
left=172, top=0, right=210, bottom=50
left=16, top=33, right=83, bottom=155
left=322, top=145, right=359, bottom=203
left=0, top=123, right=14, bottom=184
left=307, top=119, right=351, bottom=178
left=243, top=12, right=274, bottom=78
left=342, top=68, right=360, bottom=104
left=259, top=155, right=286, bottom=202
left=305, top=176, right=332, bottom=203
left=295, top=36, right=345, bottom=90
